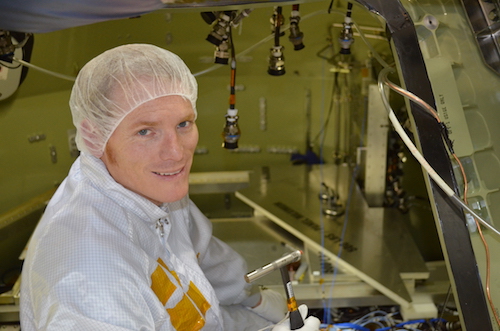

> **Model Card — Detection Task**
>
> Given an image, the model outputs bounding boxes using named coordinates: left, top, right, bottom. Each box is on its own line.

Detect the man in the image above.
left=20, top=44, right=320, bottom=331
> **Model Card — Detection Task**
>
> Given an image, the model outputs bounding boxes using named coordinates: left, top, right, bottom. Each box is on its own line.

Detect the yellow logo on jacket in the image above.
left=151, top=258, right=211, bottom=331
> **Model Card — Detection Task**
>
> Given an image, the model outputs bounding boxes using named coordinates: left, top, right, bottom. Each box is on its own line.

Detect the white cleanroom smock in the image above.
left=20, top=152, right=272, bottom=330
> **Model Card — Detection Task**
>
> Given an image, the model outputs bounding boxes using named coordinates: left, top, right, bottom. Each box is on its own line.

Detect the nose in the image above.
left=159, top=131, right=183, bottom=161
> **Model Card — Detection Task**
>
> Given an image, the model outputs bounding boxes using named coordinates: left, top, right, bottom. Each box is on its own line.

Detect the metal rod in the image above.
left=244, top=250, right=302, bottom=283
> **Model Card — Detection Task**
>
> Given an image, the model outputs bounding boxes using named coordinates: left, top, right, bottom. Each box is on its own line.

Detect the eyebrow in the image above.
left=129, top=113, right=195, bottom=130
left=137, top=121, right=159, bottom=127
left=183, top=113, right=196, bottom=121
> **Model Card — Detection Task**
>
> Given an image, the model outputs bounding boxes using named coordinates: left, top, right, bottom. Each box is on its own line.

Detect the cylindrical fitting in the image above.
left=222, top=108, right=240, bottom=149
left=245, top=250, right=302, bottom=283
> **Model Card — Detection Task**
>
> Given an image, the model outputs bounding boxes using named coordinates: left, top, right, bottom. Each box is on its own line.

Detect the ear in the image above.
left=80, top=119, right=103, bottom=158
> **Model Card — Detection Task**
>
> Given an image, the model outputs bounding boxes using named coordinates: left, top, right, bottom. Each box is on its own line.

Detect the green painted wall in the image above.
left=0, top=90, right=74, bottom=213
left=0, top=1, right=389, bottom=214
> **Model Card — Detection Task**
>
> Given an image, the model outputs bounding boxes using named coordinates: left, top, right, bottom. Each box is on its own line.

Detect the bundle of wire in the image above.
left=319, top=309, right=447, bottom=330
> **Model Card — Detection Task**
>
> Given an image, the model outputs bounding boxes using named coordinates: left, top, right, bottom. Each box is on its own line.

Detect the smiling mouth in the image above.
left=153, top=169, right=182, bottom=176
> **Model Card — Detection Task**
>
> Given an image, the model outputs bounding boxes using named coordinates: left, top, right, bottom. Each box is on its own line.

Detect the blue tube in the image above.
left=320, top=323, right=371, bottom=331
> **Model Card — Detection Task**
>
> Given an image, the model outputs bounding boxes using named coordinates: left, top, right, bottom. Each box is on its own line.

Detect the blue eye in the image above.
left=138, top=129, right=150, bottom=136
left=178, top=121, right=189, bottom=128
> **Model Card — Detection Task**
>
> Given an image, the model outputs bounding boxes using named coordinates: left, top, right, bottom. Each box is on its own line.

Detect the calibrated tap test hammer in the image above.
left=245, top=250, right=305, bottom=330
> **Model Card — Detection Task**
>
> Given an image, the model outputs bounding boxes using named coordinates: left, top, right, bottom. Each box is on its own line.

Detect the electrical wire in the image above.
left=438, top=285, right=453, bottom=329
left=318, top=53, right=329, bottom=324
left=322, top=74, right=368, bottom=324
left=378, top=66, right=500, bottom=327
left=228, top=26, right=237, bottom=110
left=313, top=72, right=339, bottom=145
left=7, top=8, right=382, bottom=84
left=273, top=7, right=283, bottom=48
left=193, top=4, right=499, bottom=327
left=378, top=67, right=500, bottom=236
left=319, top=309, right=451, bottom=331
left=12, top=56, right=76, bottom=81
left=351, top=19, right=390, bottom=69
left=194, top=6, right=389, bottom=77
left=195, top=2, right=498, bottom=328
left=195, top=3, right=499, bottom=326
left=194, top=9, right=363, bottom=77
left=354, top=9, right=499, bottom=324
left=307, top=9, right=364, bottom=323
left=315, top=3, right=389, bottom=324
left=452, top=134, right=500, bottom=326
left=0, top=59, right=22, bottom=69
left=321, top=5, right=373, bottom=314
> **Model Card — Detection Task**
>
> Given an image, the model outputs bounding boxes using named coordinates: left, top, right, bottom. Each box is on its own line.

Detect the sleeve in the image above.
left=21, top=306, right=149, bottom=331
left=20, top=205, right=171, bottom=331
left=219, top=305, right=274, bottom=331
left=187, top=199, right=261, bottom=307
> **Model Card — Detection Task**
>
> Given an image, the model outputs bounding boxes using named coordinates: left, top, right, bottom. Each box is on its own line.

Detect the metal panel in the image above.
left=236, top=164, right=429, bottom=308
left=364, top=84, right=389, bottom=206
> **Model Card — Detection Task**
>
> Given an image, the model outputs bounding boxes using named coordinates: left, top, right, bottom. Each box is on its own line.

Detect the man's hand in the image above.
left=272, top=305, right=320, bottom=331
left=250, top=289, right=287, bottom=323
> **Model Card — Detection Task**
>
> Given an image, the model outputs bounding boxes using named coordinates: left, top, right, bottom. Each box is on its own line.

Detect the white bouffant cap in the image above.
left=70, top=43, right=198, bottom=158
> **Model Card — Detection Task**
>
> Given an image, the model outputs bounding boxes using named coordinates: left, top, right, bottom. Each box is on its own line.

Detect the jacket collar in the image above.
left=78, top=152, right=170, bottom=223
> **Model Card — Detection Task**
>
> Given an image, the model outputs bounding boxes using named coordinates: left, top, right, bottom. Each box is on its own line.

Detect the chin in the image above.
left=154, top=188, right=189, bottom=204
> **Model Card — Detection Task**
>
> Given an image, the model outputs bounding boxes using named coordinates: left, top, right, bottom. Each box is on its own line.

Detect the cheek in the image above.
left=189, top=128, right=199, bottom=150
left=186, top=138, right=198, bottom=159
left=113, top=143, right=150, bottom=171
left=104, top=143, right=117, bottom=165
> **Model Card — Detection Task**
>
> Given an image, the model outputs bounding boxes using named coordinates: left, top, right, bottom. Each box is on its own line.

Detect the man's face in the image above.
left=101, top=95, right=198, bottom=205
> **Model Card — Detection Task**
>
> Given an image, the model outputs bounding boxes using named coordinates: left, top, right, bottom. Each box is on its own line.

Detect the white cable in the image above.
left=12, top=57, right=76, bottom=82
left=378, top=67, right=500, bottom=237
left=378, top=69, right=454, bottom=196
